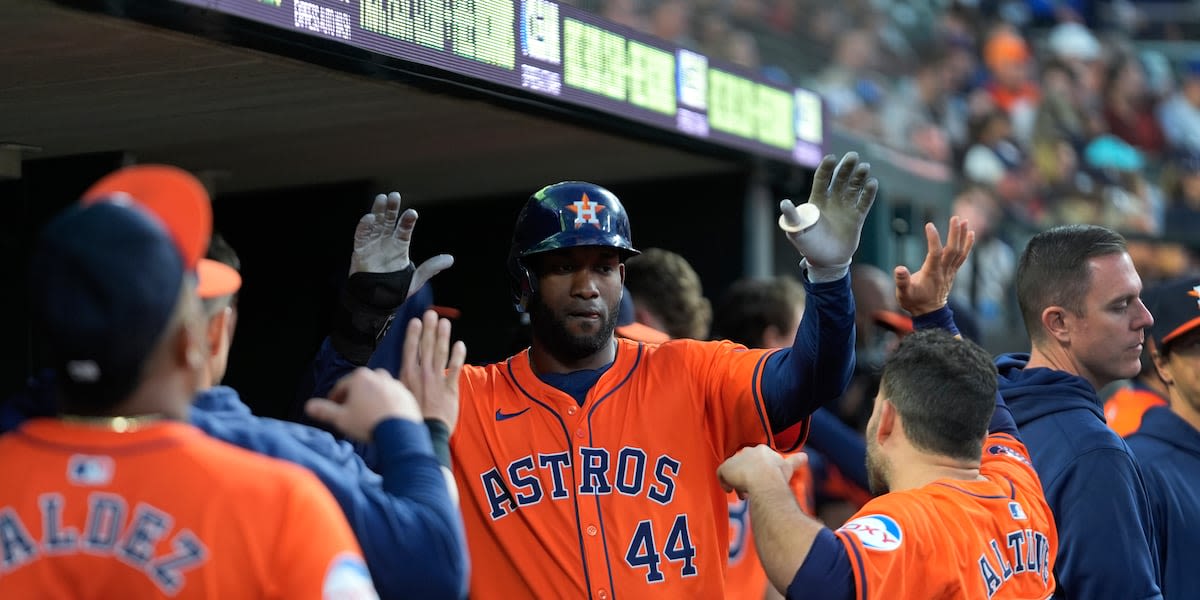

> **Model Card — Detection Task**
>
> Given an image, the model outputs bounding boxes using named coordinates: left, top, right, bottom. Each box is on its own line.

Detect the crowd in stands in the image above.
left=566, top=0, right=1200, bottom=352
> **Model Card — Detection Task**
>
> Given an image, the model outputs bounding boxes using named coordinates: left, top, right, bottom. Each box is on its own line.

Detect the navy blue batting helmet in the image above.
left=507, top=181, right=639, bottom=312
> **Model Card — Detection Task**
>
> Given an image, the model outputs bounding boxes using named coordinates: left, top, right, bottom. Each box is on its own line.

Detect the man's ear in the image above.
left=876, top=399, right=897, bottom=445
left=1150, top=343, right=1174, bottom=386
left=1041, top=306, right=1071, bottom=343
left=205, top=306, right=233, bottom=359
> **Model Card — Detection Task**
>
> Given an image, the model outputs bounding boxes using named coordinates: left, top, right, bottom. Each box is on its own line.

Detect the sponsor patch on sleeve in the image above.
left=323, top=552, right=379, bottom=600
left=838, top=514, right=903, bottom=551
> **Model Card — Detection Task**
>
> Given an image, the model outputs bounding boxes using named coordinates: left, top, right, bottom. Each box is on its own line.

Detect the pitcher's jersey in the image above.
left=726, top=459, right=813, bottom=600
left=834, top=433, right=1057, bottom=600
left=0, top=419, right=376, bottom=600
left=454, top=338, right=804, bottom=600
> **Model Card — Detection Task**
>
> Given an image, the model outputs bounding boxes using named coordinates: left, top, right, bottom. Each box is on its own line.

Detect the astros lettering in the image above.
left=481, top=447, right=681, bottom=519
left=0, top=492, right=208, bottom=594
left=979, top=528, right=1051, bottom=598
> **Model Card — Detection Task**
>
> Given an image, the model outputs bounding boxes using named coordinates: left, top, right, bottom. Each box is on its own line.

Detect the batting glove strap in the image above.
left=331, top=265, right=415, bottom=365
left=424, top=419, right=452, bottom=468
left=800, top=258, right=850, bottom=284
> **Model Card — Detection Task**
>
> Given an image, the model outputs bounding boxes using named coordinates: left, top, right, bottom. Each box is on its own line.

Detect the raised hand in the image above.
left=304, top=367, right=423, bottom=443
left=350, top=192, right=455, bottom=299
left=400, top=309, right=467, bottom=433
left=779, top=152, right=878, bottom=269
left=894, top=216, right=975, bottom=317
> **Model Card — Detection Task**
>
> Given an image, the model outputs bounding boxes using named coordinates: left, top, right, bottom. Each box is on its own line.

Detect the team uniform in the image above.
left=0, top=419, right=376, bottom=599
left=831, top=432, right=1057, bottom=599
left=725, top=461, right=813, bottom=600
left=454, top=337, right=840, bottom=599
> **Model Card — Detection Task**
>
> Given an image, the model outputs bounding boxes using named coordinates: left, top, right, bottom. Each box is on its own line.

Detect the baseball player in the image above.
left=443, top=152, right=876, bottom=599
left=0, top=169, right=470, bottom=599
left=719, top=328, right=1058, bottom=599
left=0, top=169, right=378, bottom=598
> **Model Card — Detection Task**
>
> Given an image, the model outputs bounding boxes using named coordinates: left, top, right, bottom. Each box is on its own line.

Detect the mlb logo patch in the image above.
left=839, top=514, right=903, bottom=552
left=67, top=454, right=114, bottom=486
left=1008, top=501, right=1027, bottom=520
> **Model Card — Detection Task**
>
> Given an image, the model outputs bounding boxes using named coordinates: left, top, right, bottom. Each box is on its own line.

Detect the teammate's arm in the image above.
left=759, top=154, right=877, bottom=434
left=720, top=447, right=855, bottom=600
left=303, top=367, right=469, bottom=600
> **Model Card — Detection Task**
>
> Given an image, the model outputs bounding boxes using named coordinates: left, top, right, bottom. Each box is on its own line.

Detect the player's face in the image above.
left=528, top=247, right=623, bottom=362
left=1162, top=330, right=1200, bottom=420
left=1066, top=253, right=1153, bottom=388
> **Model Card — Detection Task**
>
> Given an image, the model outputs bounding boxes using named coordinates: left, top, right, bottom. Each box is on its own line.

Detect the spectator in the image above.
left=1157, top=58, right=1200, bottom=155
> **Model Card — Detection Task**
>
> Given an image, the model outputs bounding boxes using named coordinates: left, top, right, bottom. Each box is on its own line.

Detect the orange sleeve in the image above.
left=834, top=500, right=928, bottom=600
left=677, top=339, right=781, bottom=457
left=272, top=468, right=377, bottom=600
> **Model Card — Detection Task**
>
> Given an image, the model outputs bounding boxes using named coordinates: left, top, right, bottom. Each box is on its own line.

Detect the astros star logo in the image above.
left=1190, top=285, right=1200, bottom=310
left=567, top=193, right=604, bottom=229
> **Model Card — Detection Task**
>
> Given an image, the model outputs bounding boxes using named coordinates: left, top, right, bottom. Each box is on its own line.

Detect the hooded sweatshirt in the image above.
left=1126, top=406, right=1200, bottom=599
left=996, top=353, right=1161, bottom=600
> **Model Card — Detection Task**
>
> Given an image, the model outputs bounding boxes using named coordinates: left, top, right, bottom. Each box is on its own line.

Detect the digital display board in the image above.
left=171, top=0, right=825, bottom=167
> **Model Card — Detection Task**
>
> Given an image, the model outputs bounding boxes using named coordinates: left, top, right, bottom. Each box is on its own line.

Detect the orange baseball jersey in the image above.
left=0, top=419, right=377, bottom=600
left=833, top=433, right=1057, bottom=599
left=725, top=459, right=813, bottom=600
left=453, top=338, right=806, bottom=599
left=1104, top=385, right=1167, bottom=438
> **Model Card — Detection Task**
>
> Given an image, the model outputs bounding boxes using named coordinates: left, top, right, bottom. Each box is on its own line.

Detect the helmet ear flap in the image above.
left=514, top=258, right=537, bottom=313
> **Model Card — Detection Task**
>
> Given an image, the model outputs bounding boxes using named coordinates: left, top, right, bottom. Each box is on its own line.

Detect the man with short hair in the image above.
left=1127, top=275, right=1200, bottom=598
left=718, top=328, right=1058, bottom=598
left=0, top=166, right=380, bottom=598
left=998, top=224, right=1161, bottom=599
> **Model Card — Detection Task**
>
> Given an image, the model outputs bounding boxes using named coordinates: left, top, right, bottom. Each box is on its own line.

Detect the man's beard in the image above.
left=527, top=293, right=619, bottom=363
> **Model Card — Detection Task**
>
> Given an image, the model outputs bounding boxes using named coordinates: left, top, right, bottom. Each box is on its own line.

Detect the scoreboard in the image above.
left=173, top=0, right=826, bottom=166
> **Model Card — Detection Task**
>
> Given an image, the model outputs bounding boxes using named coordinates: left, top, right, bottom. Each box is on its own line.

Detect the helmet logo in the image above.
left=567, top=192, right=605, bottom=229
left=1190, top=286, right=1200, bottom=310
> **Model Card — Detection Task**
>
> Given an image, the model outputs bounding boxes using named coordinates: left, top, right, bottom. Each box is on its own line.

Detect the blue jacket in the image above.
left=1126, top=406, right=1200, bottom=598
left=192, top=386, right=468, bottom=600
left=996, top=353, right=1161, bottom=600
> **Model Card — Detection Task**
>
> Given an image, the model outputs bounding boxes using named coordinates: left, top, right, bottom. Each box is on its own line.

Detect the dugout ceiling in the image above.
left=1, top=0, right=751, bottom=204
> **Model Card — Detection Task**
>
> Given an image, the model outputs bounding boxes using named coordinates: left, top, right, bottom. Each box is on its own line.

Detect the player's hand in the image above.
left=400, top=309, right=467, bottom=432
left=894, top=216, right=975, bottom=317
left=350, top=191, right=455, bottom=298
left=304, top=367, right=422, bottom=443
left=779, top=152, right=877, bottom=269
left=718, top=445, right=808, bottom=498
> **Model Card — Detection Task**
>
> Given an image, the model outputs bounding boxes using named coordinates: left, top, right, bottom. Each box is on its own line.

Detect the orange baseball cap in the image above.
left=80, top=164, right=242, bottom=299
left=984, top=31, right=1031, bottom=71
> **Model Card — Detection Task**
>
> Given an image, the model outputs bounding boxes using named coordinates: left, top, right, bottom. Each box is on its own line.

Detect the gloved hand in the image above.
left=779, top=152, right=877, bottom=280
left=334, top=192, right=455, bottom=365
left=351, top=191, right=454, bottom=299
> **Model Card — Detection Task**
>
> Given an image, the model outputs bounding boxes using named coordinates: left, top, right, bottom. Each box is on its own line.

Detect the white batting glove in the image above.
left=779, top=152, right=878, bottom=281
left=351, top=191, right=454, bottom=299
